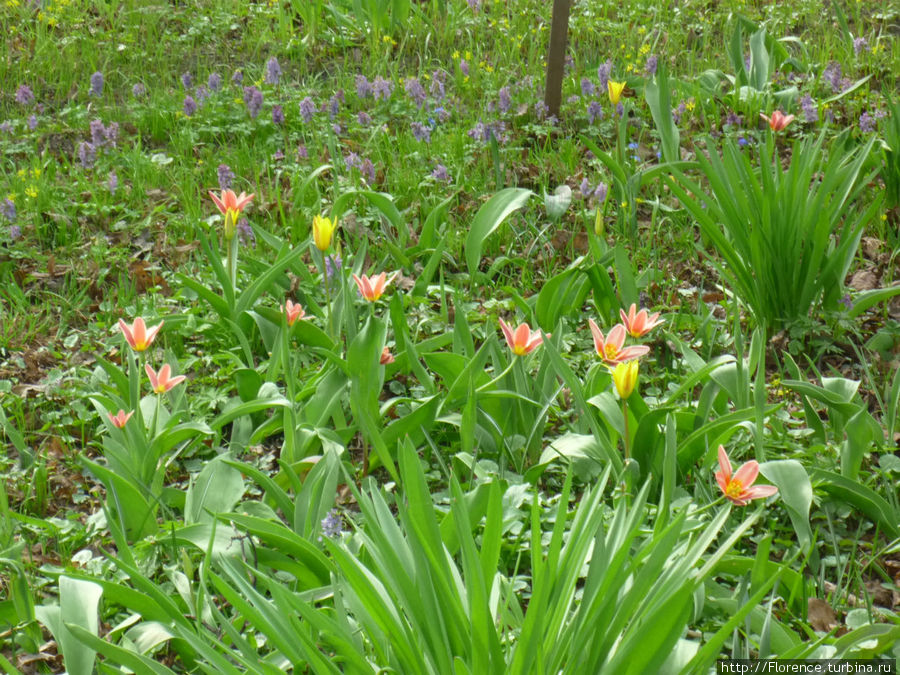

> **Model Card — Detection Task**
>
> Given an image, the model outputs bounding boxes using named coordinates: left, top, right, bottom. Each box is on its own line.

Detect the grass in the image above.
left=1, top=0, right=899, bottom=671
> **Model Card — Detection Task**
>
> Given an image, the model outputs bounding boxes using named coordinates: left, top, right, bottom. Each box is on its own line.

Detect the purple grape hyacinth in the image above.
left=373, top=76, right=393, bottom=101
left=217, top=164, right=234, bottom=191
left=208, top=72, right=222, bottom=91
left=265, top=57, right=282, bottom=85
left=272, top=105, right=284, bottom=125
left=181, top=72, right=193, bottom=89
left=498, top=86, right=511, bottom=113
left=183, top=95, right=197, bottom=117
left=243, top=86, right=263, bottom=118
left=1, top=199, right=15, bottom=222
left=89, top=71, right=104, bottom=97
left=132, top=82, right=147, bottom=98
left=300, top=96, right=316, bottom=123
left=355, top=75, right=372, bottom=99
left=432, top=163, right=450, bottom=182
left=405, top=78, right=427, bottom=108
left=15, top=85, right=35, bottom=106
left=859, top=111, right=875, bottom=133
left=800, top=94, right=818, bottom=123
left=411, top=121, right=431, bottom=143
left=78, top=142, right=96, bottom=169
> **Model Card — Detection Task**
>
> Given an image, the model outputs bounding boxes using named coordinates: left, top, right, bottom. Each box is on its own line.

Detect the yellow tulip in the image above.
left=611, top=360, right=639, bottom=399
left=607, top=80, right=626, bottom=105
left=312, top=214, right=337, bottom=251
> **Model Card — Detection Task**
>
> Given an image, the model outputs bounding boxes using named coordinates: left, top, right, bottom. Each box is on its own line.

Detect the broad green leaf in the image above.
left=759, top=460, right=813, bottom=551
left=464, top=188, right=532, bottom=277
left=185, top=457, right=245, bottom=525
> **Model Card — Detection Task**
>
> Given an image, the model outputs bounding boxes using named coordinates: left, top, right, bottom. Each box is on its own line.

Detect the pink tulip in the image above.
left=620, top=304, right=665, bottom=338
left=118, top=317, right=163, bottom=352
left=145, top=364, right=186, bottom=394
left=352, top=271, right=397, bottom=302
left=715, top=445, right=779, bottom=506
left=380, top=347, right=395, bottom=365
left=107, top=409, right=133, bottom=428
left=760, top=110, right=795, bottom=131
left=589, top=321, right=649, bottom=364
left=499, top=318, right=546, bottom=356
left=282, top=299, right=305, bottom=326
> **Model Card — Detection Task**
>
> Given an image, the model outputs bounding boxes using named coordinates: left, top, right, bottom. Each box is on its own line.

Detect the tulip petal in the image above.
left=732, top=460, right=760, bottom=488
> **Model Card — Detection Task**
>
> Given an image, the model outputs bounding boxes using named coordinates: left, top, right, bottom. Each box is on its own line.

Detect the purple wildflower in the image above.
left=15, top=85, right=35, bottom=106
left=183, top=95, right=197, bottom=117
left=195, top=85, right=209, bottom=105
left=297, top=144, right=308, bottom=160
left=466, top=0, right=481, bottom=9
left=853, top=37, right=868, bottom=55
left=320, top=509, right=342, bottom=539
left=840, top=293, right=853, bottom=310
left=344, top=152, right=361, bottom=171
left=208, top=72, right=222, bottom=91
left=273, top=149, right=284, bottom=161
left=272, top=104, right=284, bottom=125
left=672, top=101, right=687, bottom=124
left=800, top=94, right=818, bottom=123
left=1, top=199, right=15, bottom=222
left=328, top=93, right=341, bottom=119
left=107, top=170, right=118, bottom=194
left=9, top=225, right=21, bottom=240
left=332, top=123, right=341, bottom=135
left=325, top=254, right=341, bottom=281
left=429, top=73, right=445, bottom=101
left=105, top=122, right=119, bottom=147
left=78, top=142, right=96, bottom=169
left=737, top=136, right=749, bottom=147
left=580, top=77, right=595, bottom=97
left=597, top=60, right=612, bottom=90
left=432, top=164, right=449, bottom=182
left=567, top=94, right=580, bottom=105
left=644, top=55, right=658, bottom=77
left=459, top=60, right=469, bottom=77
left=357, top=111, right=372, bottom=126
left=265, top=57, right=282, bottom=85
left=859, top=111, right=875, bottom=133
left=587, top=100, right=603, bottom=124
left=89, top=71, right=104, bottom=97
left=360, top=158, right=375, bottom=183
left=217, top=164, right=234, bottom=191
left=0, top=121, right=12, bottom=134
left=132, top=82, right=146, bottom=98
left=498, top=86, right=511, bottom=113
left=181, top=72, right=193, bottom=89
left=823, top=62, right=842, bottom=93
left=232, top=70, right=243, bottom=85
left=299, top=96, right=316, bottom=123
left=593, top=182, right=608, bottom=203
left=405, top=77, right=427, bottom=108
left=468, top=122, right=487, bottom=141
left=373, top=76, right=393, bottom=101
left=27, top=115, right=37, bottom=130
left=243, top=86, right=263, bottom=118
left=534, top=100, right=549, bottom=120
left=355, top=75, right=372, bottom=99
left=724, top=111, right=743, bottom=127
left=411, top=121, right=431, bottom=143
left=237, top=217, right=256, bottom=247
left=90, top=119, right=106, bottom=146
left=579, top=178, right=591, bottom=196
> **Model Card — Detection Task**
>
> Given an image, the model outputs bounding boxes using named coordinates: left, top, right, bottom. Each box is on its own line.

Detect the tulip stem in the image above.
left=478, top=359, right=517, bottom=393
left=622, top=399, right=630, bottom=460
left=226, top=235, right=239, bottom=293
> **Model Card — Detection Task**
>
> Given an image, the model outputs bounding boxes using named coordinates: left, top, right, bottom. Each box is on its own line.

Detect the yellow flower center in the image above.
left=725, top=480, right=744, bottom=499
left=513, top=344, right=527, bottom=356
left=604, top=344, right=619, bottom=360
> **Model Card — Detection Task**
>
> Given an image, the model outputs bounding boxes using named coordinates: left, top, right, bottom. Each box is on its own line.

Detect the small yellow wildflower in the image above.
left=25, top=186, right=37, bottom=199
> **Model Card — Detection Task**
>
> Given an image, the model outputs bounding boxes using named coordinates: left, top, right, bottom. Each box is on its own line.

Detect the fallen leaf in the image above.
left=849, top=269, right=879, bottom=291
left=808, top=597, right=838, bottom=632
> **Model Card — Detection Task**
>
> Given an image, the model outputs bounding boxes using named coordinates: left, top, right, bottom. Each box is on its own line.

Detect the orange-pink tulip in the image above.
left=107, top=409, right=133, bottom=428
left=282, top=299, right=305, bottom=326
left=620, top=304, right=665, bottom=338
left=715, top=445, right=778, bottom=506
left=352, top=272, right=397, bottom=302
left=380, top=347, right=395, bottom=365
left=119, top=317, right=163, bottom=352
left=208, top=189, right=255, bottom=239
left=145, top=364, right=186, bottom=394
left=589, top=320, right=649, bottom=364
left=499, top=318, right=546, bottom=356
left=760, top=110, right=795, bottom=131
